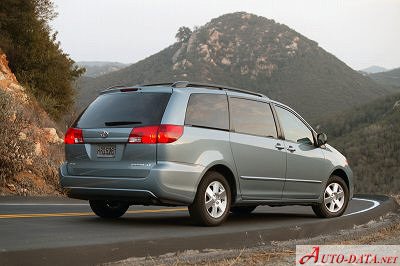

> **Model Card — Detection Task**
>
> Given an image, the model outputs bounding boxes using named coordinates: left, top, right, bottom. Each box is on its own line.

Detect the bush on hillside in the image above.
left=0, top=0, right=84, bottom=120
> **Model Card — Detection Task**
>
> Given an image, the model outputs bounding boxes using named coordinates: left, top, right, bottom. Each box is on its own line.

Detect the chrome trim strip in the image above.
left=240, top=176, right=322, bottom=183
left=64, top=187, right=158, bottom=198
left=285, top=178, right=322, bottom=183
left=241, top=176, right=285, bottom=181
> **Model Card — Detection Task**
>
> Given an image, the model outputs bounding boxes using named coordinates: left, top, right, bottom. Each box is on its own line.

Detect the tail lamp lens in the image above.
left=128, top=125, right=159, bottom=144
left=64, top=128, right=84, bottom=144
left=128, top=125, right=183, bottom=144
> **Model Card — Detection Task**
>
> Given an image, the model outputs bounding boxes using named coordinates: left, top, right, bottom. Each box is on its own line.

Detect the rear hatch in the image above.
left=65, top=90, right=171, bottom=178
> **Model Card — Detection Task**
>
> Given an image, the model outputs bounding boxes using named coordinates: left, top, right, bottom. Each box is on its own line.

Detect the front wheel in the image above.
left=189, top=171, right=231, bottom=226
left=312, top=175, right=349, bottom=218
left=89, top=200, right=129, bottom=218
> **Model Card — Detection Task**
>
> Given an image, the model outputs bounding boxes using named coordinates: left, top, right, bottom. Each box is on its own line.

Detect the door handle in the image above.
left=275, top=143, right=285, bottom=150
left=287, top=146, right=296, bottom=152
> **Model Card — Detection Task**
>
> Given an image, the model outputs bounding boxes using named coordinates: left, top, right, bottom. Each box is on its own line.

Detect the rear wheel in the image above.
left=189, top=171, right=231, bottom=226
left=230, top=206, right=257, bottom=215
left=89, top=200, right=129, bottom=218
left=312, top=175, right=349, bottom=218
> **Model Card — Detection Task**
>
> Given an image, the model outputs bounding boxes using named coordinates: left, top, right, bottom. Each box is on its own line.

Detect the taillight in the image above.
left=128, top=126, right=159, bottom=144
left=64, top=128, right=84, bottom=144
left=128, top=125, right=183, bottom=144
left=157, top=125, right=183, bottom=143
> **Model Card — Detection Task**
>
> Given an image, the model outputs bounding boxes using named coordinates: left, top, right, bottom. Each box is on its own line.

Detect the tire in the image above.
left=188, top=171, right=231, bottom=226
left=312, top=175, right=349, bottom=218
left=89, top=200, right=129, bottom=218
left=230, top=206, right=257, bottom=215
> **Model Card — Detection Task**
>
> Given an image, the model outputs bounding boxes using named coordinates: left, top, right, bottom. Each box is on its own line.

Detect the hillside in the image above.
left=75, top=12, right=394, bottom=122
left=360, top=65, right=387, bottom=74
left=76, top=61, right=128, bottom=77
left=369, top=67, right=400, bottom=88
left=317, top=93, right=400, bottom=194
left=0, top=52, right=64, bottom=195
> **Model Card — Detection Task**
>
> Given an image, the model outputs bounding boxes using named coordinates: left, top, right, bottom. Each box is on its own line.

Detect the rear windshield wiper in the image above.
left=104, top=121, right=142, bottom=126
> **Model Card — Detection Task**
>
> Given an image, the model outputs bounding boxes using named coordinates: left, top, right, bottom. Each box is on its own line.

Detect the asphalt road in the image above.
left=0, top=195, right=398, bottom=265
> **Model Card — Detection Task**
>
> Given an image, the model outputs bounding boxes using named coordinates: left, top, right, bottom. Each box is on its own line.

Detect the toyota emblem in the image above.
left=100, top=131, right=109, bottom=138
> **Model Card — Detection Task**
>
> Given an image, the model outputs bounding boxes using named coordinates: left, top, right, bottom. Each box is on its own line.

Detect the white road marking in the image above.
left=0, top=203, right=88, bottom=206
left=0, top=197, right=382, bottom=217
left=343, top=197, right=380, bottom=217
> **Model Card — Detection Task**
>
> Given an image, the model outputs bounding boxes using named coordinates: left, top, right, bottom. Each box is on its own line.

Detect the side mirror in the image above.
left=317, top=133, right=328, bottom=146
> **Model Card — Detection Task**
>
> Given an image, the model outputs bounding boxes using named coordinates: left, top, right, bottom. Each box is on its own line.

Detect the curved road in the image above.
left=0, top=195, right=398, bottom=265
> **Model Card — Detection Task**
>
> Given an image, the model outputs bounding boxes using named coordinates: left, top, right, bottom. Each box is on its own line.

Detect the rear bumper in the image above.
left=59, top=161, right=204, bottom=205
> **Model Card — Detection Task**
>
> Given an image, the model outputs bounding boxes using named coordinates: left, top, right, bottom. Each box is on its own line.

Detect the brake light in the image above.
left=128, top=125, right=159, bottom=144
left=158, top=125, right=184, bottom=143
left=120, top=88, right=138, bottom=92
left=128, top=125, right=183, bottom=144
left=64, top=128, right=84, bottom=144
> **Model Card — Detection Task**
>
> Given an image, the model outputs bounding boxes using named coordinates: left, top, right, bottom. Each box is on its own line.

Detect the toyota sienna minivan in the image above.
left=60, top=81, right=353, bottom=226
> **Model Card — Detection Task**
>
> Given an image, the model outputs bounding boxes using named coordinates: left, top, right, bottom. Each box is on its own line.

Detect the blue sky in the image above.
left=52, top=0, right=400, bottom=70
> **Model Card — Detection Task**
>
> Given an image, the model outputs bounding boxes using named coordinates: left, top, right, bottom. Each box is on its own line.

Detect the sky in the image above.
left=51, top=0, right=400, bottom=70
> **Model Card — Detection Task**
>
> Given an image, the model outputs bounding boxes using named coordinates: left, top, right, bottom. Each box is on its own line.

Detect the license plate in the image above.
left=96, top=145, right=116, bottom=158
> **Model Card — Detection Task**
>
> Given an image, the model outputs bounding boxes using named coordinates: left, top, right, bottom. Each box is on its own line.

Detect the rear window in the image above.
left=74, top=92, right=171, bottom=128
left=185, top=93, right=229, bottom=130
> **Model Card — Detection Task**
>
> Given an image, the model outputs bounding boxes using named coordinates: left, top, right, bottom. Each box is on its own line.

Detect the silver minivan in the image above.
left=60, top=81, right=353, bottom=226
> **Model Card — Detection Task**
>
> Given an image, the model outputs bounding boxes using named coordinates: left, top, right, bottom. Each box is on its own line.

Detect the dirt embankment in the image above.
left=0, top=52, right=64, bottom=195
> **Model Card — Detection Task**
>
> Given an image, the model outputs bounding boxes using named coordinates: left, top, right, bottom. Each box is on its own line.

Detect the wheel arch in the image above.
left=330, top=168, right=350, bottom=191
left=316, top=167, right=352, bottom=203
left=197, top=163, right=239, bottom=205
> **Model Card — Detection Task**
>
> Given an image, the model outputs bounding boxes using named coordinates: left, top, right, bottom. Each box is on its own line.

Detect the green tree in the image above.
left=175, top=26, right=192, bottom=43
left=0, top=0, right=84, bottom=120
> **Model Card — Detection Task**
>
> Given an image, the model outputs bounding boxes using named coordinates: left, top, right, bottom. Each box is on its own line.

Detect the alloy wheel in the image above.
left=324, top=182, right=345, bottom=213
left=204, top=181, right=227, bottom=218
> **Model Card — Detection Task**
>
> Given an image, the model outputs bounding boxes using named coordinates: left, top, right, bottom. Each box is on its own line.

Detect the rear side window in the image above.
left=74, top=92, right=171, bottom=128
left=185, top=93, right=229, bottom=130
left=230, top=98, right=277, bottom=138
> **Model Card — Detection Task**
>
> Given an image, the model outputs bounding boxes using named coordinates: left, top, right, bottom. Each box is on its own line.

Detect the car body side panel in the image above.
left=156, top=126, right=239, bottom=196
left=160, top=90, right=189, bottom=125
left=282, top=142, right=329, bottom=199
left=230, top=133, right=287, bottom=199
left=322, top=144, right=354, bottom=199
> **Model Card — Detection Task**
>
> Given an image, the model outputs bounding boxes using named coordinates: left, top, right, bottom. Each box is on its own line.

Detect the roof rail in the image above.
left=171, top=81, right=266, bottom=98
left=133, top=81, right=267, bottom=98
left=100, top=84, right=128, bottom=94
left=105, top=84, right=127, bottom=90
left=140, top=82, right=174, bottom=87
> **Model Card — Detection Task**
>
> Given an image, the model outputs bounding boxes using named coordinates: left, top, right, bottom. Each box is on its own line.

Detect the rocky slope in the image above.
left=0, top=52, right=64, bottom=195
left=76, top=12, right=394, bottom=122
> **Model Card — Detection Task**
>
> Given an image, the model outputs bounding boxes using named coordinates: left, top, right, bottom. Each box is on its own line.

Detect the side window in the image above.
left=230, top=97, right=277, bottom=138
left=185, top=93, right=229, bottom=130
left=275, top=106, right=314, bottom=145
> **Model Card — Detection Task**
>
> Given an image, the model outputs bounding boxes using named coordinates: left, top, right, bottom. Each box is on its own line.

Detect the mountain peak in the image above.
left=360, top=65, right=387, bottom=74
left=172, top=11, right=317, bottom=83
left=76, top=12, right=393, bottom=122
